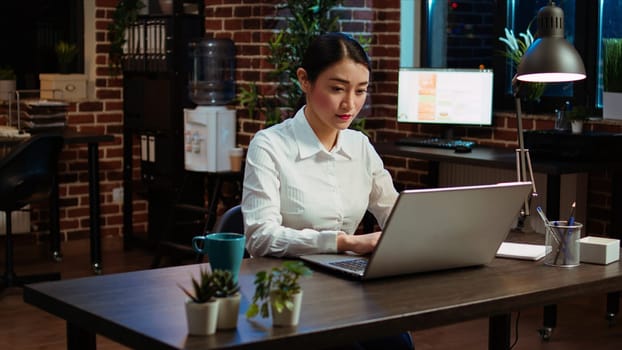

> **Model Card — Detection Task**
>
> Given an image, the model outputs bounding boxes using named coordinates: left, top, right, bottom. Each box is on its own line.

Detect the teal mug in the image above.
left=192, top=233, right=245, bottom=282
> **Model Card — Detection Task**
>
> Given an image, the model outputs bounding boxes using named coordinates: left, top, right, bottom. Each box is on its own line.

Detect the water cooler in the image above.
left=184, top=38, right=236, bottom=172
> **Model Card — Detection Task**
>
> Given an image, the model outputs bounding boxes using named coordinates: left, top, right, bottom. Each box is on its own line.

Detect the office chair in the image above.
left=0, top=134, right=64, bottom=288
left=196, top=204, right=246, bottom=262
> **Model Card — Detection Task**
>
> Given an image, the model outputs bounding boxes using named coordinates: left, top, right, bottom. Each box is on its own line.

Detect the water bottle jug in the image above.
left=188, top=38, right=236, bottom=105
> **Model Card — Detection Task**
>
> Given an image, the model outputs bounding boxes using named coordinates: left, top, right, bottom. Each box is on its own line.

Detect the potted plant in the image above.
left=498, top=26, right=546, bottom=103
left=178, top=266, right=219, bottom=335
left=246, top=261, right=312, bottom=327
left=603, top=38, right=622, bottom=119
left=212, top=269, right=241, bottom=330
left=565, top=105, right=589, bottom=134
left=55, top=41, right=78, bottom=74
left=238, top=0, right=368, bottom=133
left=39, top=40, right=88, bottom=101
left=0, top=66, right=16, bottom=102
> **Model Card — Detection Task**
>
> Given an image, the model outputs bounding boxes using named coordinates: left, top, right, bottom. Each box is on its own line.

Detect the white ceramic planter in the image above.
left=603, top=91, right=622, bottom=120
left=271, top=291, right=303, bottom=327
left=216, top=293, right=241, bottom=330
left=0, top=79, right=16, bottom=101
left=185, top=298, right=219, bottom=336
left=570, top=120, right=583, bottom=134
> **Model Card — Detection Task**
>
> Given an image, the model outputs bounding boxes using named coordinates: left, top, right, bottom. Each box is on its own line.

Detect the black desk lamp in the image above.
left=513, top=1, right=586, bottom=218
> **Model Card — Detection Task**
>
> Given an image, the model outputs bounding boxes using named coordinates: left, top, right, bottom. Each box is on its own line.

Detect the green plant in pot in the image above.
left=212, top=269, right=241, bottom=330
left=246, top=261, right=312, bottom=327
left=239, top=0, right=368, bottom=133
left=565, top=105, right=589, bottom=134
left=55, top=41, right=78, bottom=74
left=178, top=266, right=219, bottom=335
left=498, top=25, right=546, bottom=102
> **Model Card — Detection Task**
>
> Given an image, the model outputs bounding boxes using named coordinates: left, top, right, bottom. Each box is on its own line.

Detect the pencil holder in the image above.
left=544, top=220, right=582, bottom=267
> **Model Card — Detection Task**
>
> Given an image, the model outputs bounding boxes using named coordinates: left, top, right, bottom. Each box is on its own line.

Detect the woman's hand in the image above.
left=337, top=231, right=382, bottom=255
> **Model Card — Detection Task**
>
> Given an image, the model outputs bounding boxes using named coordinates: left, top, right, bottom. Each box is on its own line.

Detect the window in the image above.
left=597, top=0, right=622, bottom=107
left=401, top=0, right=622, bottom=114
left=0, top=0, right=84, bottom=89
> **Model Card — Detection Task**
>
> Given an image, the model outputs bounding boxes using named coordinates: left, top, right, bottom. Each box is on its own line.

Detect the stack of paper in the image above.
left=496, top=242, right=547, bottom=261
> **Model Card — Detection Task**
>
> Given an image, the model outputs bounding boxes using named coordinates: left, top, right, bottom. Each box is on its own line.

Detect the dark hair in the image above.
left=296, top=32, right=371, bottom=110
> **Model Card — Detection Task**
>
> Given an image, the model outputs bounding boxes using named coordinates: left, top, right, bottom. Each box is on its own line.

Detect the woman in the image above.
left=242, top=32, right=398, bottom=258
left=242, top=33, right=413, bottom=350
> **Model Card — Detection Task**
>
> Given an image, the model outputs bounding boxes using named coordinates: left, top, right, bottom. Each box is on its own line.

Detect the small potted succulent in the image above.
left=246, top=261, right=312, bottom=327
left=178, top=266, right=219, bottom=335
left=212, top=269, right=241, bottom=330
left=565, top=106, right=589, bottom=134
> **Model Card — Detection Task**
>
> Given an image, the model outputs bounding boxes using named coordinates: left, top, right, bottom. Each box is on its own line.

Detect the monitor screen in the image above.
left=397, top=68, right=494, bottom=126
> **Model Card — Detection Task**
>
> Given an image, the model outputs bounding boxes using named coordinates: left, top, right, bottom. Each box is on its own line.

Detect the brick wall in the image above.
left=52, top=1, right=613, bottom=242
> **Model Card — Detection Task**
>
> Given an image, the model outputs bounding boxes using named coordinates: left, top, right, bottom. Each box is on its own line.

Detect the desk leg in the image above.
left=49, top=173, right=62, bottom=261
left=122, top=128, right=133, bottom=250
left=67, top=322, right=95, bottom=350
left=426, top=160, right=440, bottom=188
left=87, top=143, right=102, bottom=274
left=540, top=174, right=561, bottom=339
left=606, top=291, right=620, bottom=326
left=488, top=313, right=511, bottom=350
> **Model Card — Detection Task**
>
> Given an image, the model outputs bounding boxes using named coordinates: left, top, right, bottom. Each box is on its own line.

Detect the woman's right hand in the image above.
left=337, top=231, right=382, bottom=255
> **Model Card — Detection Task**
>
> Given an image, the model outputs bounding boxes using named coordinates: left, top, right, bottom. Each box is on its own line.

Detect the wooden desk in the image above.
left=23, top=251, right=622, bottom=350
left=375, top=142, right=604, bottom=226
left=1, top=131, right=115, bottom=273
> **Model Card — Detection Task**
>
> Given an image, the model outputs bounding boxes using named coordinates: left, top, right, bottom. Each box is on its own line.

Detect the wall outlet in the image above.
left=112, top=187, right=124, bottom=204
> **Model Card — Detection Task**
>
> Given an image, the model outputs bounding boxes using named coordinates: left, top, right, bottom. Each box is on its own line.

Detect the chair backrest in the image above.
left=0, top=134, right=64, bottom=211
left=213, top=204, right=243, bottom=234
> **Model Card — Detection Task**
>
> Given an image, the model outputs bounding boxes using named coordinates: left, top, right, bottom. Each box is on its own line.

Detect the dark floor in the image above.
left=1, top=235, right=621, bottom=349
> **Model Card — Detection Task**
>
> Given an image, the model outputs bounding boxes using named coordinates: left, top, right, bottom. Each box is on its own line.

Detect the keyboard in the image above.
left=329, top=258, right=368, bottom=273
left=395, top=137, right=475, bottom=150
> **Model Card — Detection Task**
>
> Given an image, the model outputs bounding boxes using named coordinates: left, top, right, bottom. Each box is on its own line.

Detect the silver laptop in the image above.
left=300, top=182, right=532, bottom=280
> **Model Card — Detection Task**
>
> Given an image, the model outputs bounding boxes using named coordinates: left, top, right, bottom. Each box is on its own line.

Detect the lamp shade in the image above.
left=516, top=3, right=586, bottom=83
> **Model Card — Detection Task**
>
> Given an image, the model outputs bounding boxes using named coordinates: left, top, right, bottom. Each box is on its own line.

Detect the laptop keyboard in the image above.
left=329, top=258, right=368, bottom=272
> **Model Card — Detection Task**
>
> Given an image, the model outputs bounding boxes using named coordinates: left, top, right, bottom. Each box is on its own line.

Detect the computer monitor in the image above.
left=397, top=68, right=494, bottom=128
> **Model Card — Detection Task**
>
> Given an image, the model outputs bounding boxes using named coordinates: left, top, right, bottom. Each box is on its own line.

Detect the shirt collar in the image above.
left=292, top=107, right=352, bottom=160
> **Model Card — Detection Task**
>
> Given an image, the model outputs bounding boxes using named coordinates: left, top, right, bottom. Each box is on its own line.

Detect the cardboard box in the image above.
left=579, top=236, right=620, bottom=265
left=39, top=74, right=87, bottom=101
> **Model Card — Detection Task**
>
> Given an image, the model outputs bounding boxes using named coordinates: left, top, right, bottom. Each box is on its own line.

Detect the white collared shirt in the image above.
left=241, top=107, right=398, bottom=257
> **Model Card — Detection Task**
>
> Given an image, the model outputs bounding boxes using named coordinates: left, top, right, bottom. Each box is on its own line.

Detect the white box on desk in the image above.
left=579, top=236, right=620, bottom=265
left=39, top=74, right=87, bottom=101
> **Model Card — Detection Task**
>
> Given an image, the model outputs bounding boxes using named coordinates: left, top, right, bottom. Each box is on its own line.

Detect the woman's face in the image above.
left=299, top=58, right=369, bottom=134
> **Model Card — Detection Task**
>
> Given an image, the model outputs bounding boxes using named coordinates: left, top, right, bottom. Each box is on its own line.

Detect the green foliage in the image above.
left=55, top=41, right=78, bottom=65
left=178, top=266, right=218, bottom=303
left=212, top=269, right=240, bottom=298
left=0, top=66, right=16, bottom=80
left=107, top=0, right=145, bottom=74
left=603, top=38, right=622, bottom=92
left=246, top=261, right=312, bottom=319
left=498, top=25, right=546, bottom=102
left=239, top=0, right=343, bottom=127
left=565, top=105, right=590, bottom=121
left=55, top=41, right=78, bottom=73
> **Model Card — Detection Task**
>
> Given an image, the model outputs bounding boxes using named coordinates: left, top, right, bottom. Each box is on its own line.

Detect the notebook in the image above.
left=300, top=182, right=532, bottom=280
